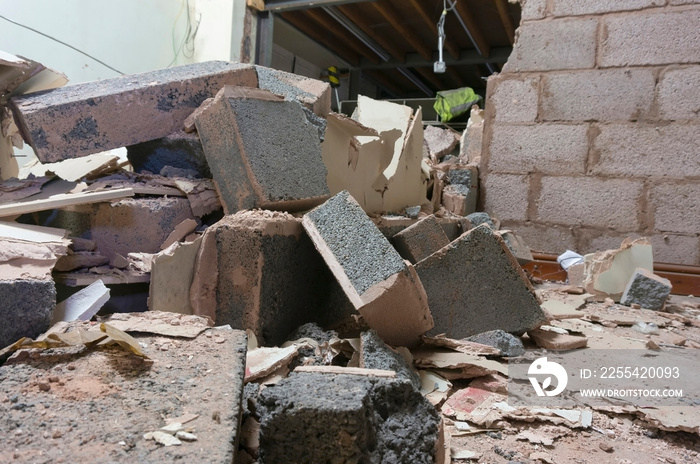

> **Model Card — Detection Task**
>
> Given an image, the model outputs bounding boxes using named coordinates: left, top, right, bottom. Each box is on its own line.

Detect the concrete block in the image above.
left=504, top=18, right=597, bottom=72
left=521, top=0, right=548, bottom=20
left=255, top=65, right=331, bottom=118
left=415, top=224, right=547, bottom=338
left=488, top=123, right=588, bottom=175
left=489, top=76, right=540, bottom=123
left=507, top=222, right=577, bottom=255
left=195, top=86, right=329, bottom=214
left=483, top=173, right=530, bottom=222
left=424, top=125, right=459, bottom=159
left=442, top=165, right=479, bottom=216
left=0, top=316, right=248, bottom=463
left=91, top=197, right=195, bottom=264
left=303, top=191, right=434, bottom=346
left=592, top=123, right=700, bottom=178
left=600, top=10, right=700, bottom=67
left=467, top=212, right=499, bottom=230
left=552, top=0, right=664, bottom=16
left=0, top=279, right=55, bottom=347
left=620, top=268, right=672, bottom=310
left=392, top=215, right=450, bottom=264
left=459, top=106, right=484, bottom=164
left=658, top=66, right=700, bottom=120
left=466, top=329, right=525, bottom=357
left=211, top=210, right=353, bottom=346
left=651, top=183, right=700, bottom=234
left=126, top=130, right=211, bottom=178
left=541, top=69, right=655, bottom=121
left=496, top=230, right=534, bottom=264
left=10, top=61, right=257, bottom=162
left=537, top=176, right=642, bottom=229
left=257, top=372, right=440, bottom=463
left=373, top=215, right=471, bottom=243
left=360, top=330, right=421, bottom=389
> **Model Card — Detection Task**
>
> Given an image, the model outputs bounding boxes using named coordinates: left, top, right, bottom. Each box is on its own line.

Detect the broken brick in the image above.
left=10, top=61, right=257, bottom=162
left=392, top=214, right=450, bottom=264
left=416, top=224, right=547, bottom=338
left=303, top=191, right=434, bottom=346
left=195, top=86, right=329, bottom=214
left=620, top=267, right=672, bottom=311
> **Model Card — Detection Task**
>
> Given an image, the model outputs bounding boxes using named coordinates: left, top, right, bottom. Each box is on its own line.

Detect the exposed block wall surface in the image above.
left=415, top=225, right=547, bottom=338
left=0, top=279, right=55, bottom=347
left=211, top=210, right=352, bottom=346
left=127, top=130, right=211, bottom=178
left=620, top=268, right=672, bottom=310
left=482, top=1, right=700, bottom=265
left=195, top=86, right=329, bottom=214
left=10, top=61, right=257, bottom=162
left=258, top=372, right=440, bottom=463
left=303, top=191, right=433, bottom=346
left=392, top=215, right=450, bottom=264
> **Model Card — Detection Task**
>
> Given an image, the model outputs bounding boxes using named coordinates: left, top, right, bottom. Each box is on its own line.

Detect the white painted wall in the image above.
left=0, top=0, right=247, bottom=85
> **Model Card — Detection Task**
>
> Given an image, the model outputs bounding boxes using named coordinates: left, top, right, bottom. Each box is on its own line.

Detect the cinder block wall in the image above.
left=480, top=0, right=700, bottom=265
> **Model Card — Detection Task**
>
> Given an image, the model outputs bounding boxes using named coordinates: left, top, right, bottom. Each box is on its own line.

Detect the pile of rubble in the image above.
left=1, top=58, right=699, bottom=463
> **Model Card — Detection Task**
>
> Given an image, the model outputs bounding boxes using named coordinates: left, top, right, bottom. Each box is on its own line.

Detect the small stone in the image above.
left=599, top=442, right=614, bottom=452
left=604, top=298, right=615, bottom=307
left=52, top=429, right=63, bottom=439
left=66, top=364, right=76, bottom=371
left=48, top=376, right=60, bottom=383
left=631, top=303, right=641, bottom=309
left=38, top=382, right=50, bottom=392
left=176, top=431, right=198, bottom=441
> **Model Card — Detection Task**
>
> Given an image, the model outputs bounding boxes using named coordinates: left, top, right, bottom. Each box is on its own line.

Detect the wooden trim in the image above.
left=0, top=188, right=134, bottom=218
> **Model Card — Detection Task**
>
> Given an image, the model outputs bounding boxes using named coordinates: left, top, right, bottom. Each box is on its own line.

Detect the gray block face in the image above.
left=467, top=329, right=525, bottom=357
left=392, top=215, right=450, bottom=264
left=620, top=269, right=672, bottom=311
left=195, top=88, right=329, bottom=213
left=416, top=225, right=547, bottom=338
left=0, top=279, right=55, bottom=347
left=214, top=213, right=353, bottom=346
left=258, top=372, right=439, bottom=464
left=361, top=330, right=421, bottom=390
left=10, top=61, right=257, bottom=162
left=305, top=191, right=406, bottom=296
left=127, top=130, right=211, bottom=178
left=467, top=212, right=497, bottom=230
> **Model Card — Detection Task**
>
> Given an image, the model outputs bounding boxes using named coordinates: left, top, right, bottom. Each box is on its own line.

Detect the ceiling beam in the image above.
left=408, top=0, right=460, bottom=60
left=495, top=0, right=515, bottom=45
left=280, top=13, right=361, bottom=66
left=371, top=1, right=433, bottom=62
left=249, top=0, right=375, bottom=13
left=452, top=0, right=490, bottom=58
left=303, top=9, right=380, bottom=63
left=323, top=6, right=391, bottom=61
left=336, top=4, right=406, bottom=62
left=356, top=46, right=512, bottom=70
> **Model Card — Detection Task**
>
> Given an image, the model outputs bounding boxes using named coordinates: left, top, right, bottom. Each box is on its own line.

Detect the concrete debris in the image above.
left=423, top=124, right=459, bottom=161
left=195, top=86, right=329, bottom=213
left=303, top=190, right=433, bottom=347
left=1, top=56, right=698, bottom=463
left=416, top=224, right=547, bottom=338
left=257, top=372, right=440, bottom=463
left=392, top=214, right=450, bottom=264
left=10, top=61, right=257, bottom=162
left=581, top=237, right=654, bottom=301
left=620, top=267, right=672, bottom=310
left=466, top=330, right=525, bottom=357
